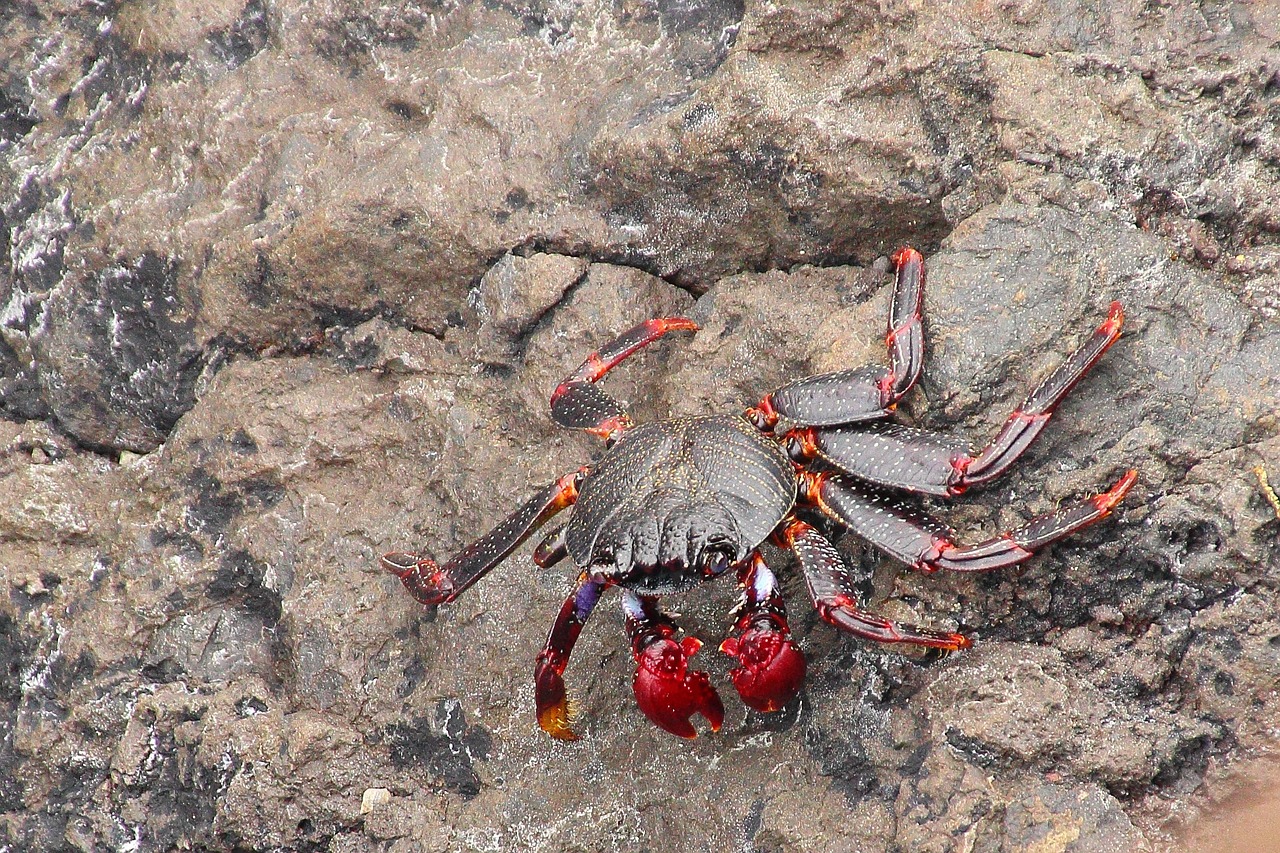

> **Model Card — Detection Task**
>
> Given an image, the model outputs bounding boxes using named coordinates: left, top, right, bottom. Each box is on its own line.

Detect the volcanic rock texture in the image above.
left=2, top=0, right=1279, bottom=850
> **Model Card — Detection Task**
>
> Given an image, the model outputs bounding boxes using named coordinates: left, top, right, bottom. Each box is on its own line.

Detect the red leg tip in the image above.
left=648, top=317, right=700, bottom=334
left=633, top=637, right=725, bottom=738
left=891, top=246, right=923, bottom=268
left=380, top=552, right=455, bottom=604
left=1094, top=469, right=1138, bottom=514
left=1101, top=301, right=1125, bottom=337
left=720, top=627, right=806, bottom=713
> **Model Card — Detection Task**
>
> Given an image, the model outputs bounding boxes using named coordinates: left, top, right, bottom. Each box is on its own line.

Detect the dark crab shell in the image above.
left=564, top=414, right=797, bottom=592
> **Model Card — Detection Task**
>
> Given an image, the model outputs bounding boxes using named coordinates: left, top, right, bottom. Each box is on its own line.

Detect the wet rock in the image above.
left=3, top=0, right=1279, bottom=851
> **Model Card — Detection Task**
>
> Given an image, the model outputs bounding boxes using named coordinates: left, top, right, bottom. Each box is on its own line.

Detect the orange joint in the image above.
left=776, top=517, right=816, bottom=549
left=876, top=372, right=897, bottom=407
left=580, top=352, right=609, bottom=383
left=745, top=395, right=780, bottom=431
left=552, top=468, right=587, bottom=507
left=784, top=426, right=819, bottom=465
left=549, top=381, right=574, bottom=407
left=1100, top=301, right=1125, bottom=338
left=585, top=413, right=633, bottom=440
left=916, top=535, right=952, bottom=573
left=797, top=469, right=829, bottom=504
left=797, top=470, right=842, bottom=523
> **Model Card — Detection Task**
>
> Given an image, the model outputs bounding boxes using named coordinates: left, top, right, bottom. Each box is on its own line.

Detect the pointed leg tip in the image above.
left=914, top=630, right=972, bottom=653
left=891, top=246, right=922, bottom=267
left=379, top=551, right=421, bottom=577
left=1102, top=301, right=1125, bottom=336
left=653, top=317, right=701, bottom=334
left=916, top=632, right=972, bottom=658
left=1095, top=469, right=1139, bottom=513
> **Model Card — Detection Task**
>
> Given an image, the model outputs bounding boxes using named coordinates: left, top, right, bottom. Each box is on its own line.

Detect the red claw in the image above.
left=632, top=636, right=725, bottom=738
left=720, top=626, right=806, bottom=713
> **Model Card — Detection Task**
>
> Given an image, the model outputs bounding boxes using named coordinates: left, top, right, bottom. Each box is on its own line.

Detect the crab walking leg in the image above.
left=746, top=247, right=926, bottom=430
left=380, top=468, right=586, bottom=605
left=532, top=525, right=569, bottom=568
left=786, top=422, right=970, bottom=498
left=801, top=469, right=1138, bottom=574
left=719, top=552, right=806, bottom=712
left=622, top=591, right=725, bottom=738
left=885, top=246, right=927, bottom=402
left=783, top=302, right=1127, bottom=496
left=780, top=519, right=973, bottom=651
left=550, top=317, right=700, bottom=440
left=960, top=302, right=1126, bottom=488
left=535, top=573, right=606, bottom=740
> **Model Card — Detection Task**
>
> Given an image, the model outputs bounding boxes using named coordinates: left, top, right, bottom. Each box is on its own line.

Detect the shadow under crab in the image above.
left=381, top=247, right=1137, bottom=740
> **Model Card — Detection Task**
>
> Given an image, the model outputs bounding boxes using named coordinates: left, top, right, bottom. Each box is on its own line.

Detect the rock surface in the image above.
left=2, top=1, right=1278, bottom=851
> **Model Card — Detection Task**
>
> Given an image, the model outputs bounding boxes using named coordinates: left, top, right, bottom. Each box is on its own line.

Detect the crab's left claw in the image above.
left=633, top=637, right=725, bottom=738
left=720, top=623, right=807, bottom=713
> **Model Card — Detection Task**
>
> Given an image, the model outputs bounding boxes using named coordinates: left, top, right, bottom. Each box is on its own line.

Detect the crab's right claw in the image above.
left=633, top=637, right=725, bottom=738
left=720, top=624, right=807, bottom=713
left=380, top=551, right=454, bottom=605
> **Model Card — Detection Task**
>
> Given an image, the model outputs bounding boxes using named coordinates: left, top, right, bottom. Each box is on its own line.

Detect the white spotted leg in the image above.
left=780, top=517, right=973, bottom=650
left=550, top=317, right=699, bottom=442
left=782, top=303, right=1126, bottom=497
left=799, top=469, right=1137, bottom=574
left=380, top=468, right=587, bottom=604
left=746, top=247, right=926, bottom=431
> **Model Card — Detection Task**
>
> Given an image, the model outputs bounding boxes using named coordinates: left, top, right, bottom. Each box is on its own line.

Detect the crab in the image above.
left=381, top=247, right=1137, bottom=740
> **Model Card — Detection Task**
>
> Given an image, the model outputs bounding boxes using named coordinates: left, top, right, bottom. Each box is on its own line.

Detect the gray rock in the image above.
left=2, top=1, right=1278, bottom=851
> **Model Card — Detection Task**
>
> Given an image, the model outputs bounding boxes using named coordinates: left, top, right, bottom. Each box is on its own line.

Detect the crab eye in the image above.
left=700, top=547, right=732, bottom=577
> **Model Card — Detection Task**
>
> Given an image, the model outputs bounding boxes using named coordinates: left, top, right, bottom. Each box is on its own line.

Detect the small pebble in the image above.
left=361, top=788, right=392, bottom=814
